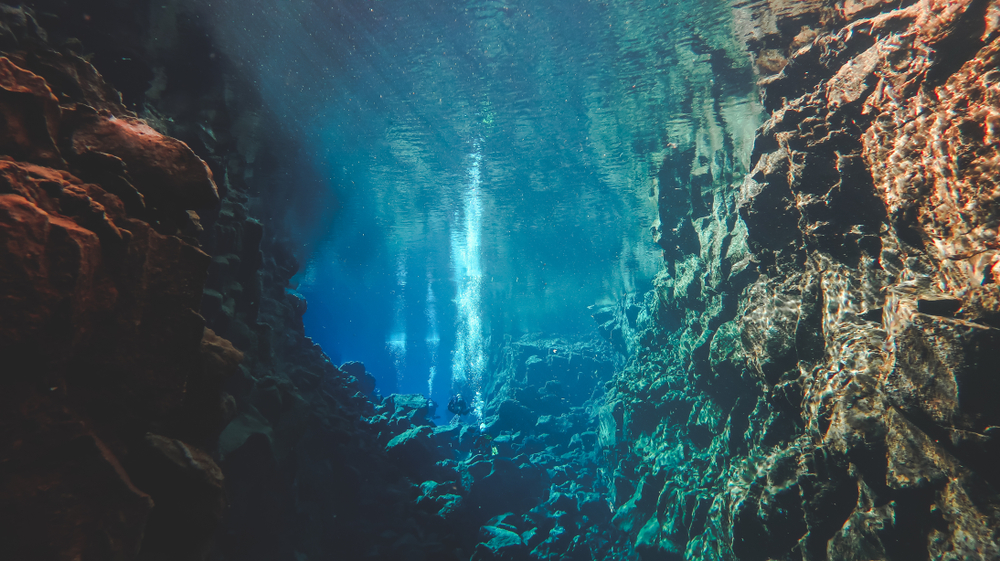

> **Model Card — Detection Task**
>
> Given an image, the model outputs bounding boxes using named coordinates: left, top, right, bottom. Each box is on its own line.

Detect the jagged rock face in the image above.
left=0, top=8, right=240, bottom=560
left=0, top=6, right=433, bottom=560
left=608, top=0, right=1000, bottom=560
left=739, top=0, right=1000, bottom=558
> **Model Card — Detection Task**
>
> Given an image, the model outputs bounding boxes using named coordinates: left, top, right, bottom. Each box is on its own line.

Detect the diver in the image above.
left=447, top=393, right=472, bottom=417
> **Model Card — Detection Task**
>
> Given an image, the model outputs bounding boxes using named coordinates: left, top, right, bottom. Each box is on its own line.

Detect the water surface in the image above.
left=191, top=0, right=759, bottom=406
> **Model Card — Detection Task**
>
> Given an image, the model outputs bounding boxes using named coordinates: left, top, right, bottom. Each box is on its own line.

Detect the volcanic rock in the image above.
left=0, top=17, right=236, bottom=560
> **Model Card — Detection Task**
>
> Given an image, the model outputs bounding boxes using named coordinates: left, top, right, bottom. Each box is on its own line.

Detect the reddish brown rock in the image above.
left=67, top=109, right=220, bottom=212
left=0, top=414, right=153, bottom=561
left=0, top=191, right=108, bottom=355
left=0, top=43, right=219, bottom=227
left=0, top=55, right=60, bottom=165
left=13, top=47, right=131, bottom=114
left=0, top=20, right=237, bottom=561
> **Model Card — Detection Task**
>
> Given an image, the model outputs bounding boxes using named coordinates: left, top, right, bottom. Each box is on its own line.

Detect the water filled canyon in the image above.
left=2, top=1, right=1000, bottom=560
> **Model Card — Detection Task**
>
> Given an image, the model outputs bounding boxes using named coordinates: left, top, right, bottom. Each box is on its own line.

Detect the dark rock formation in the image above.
left=0, top=7, right=240, bottom=559
left=477, top=335, right=629, bottom=559
left=0, top=5, right=455, bottom=559
left=606, top=0, right=1000, bottom=559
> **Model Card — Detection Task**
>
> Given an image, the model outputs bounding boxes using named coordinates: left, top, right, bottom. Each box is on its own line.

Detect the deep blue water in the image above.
left=188, top=0, right=756, bottom=409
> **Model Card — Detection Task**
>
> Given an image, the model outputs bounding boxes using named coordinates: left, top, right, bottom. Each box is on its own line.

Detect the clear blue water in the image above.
left=189, top=0, right=756, bottom=409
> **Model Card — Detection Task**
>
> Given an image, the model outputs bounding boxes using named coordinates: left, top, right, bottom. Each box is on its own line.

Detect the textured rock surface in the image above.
left=605, top=0, right=1000, bottom=559
left=0, top=5, right=424, bottom=560
left=0, top=7, right=239, bottom=559
left=368, top=334, right=631, bottom=561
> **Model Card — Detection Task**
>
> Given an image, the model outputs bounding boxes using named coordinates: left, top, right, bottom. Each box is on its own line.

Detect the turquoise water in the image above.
left=189, top=0, right=758, bottom=407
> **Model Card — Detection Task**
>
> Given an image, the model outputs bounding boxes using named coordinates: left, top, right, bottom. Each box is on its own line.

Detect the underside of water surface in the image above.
left=2, top=0, right=1000, bottom=560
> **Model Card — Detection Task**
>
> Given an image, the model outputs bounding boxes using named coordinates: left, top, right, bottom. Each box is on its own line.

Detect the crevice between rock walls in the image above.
left=5, top=1, right=1000, bottom=560
left=0, top=4, right=453, bottom=561
left=0, top=4, right=636, bottom=561
left=605, top=0, right=1000, bottom=560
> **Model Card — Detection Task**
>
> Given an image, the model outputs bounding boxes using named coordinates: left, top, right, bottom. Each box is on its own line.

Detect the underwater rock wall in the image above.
left=0, top=7, right=241, bottom=559
left=609, top=0, right=1000, bottom=559
left=0, top=5, right=451, bottom=560
left=89, top=7, right=472, bottom=561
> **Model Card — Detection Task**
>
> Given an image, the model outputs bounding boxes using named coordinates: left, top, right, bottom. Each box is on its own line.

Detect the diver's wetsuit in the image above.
left=447, top=394, right=472, bottom=416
